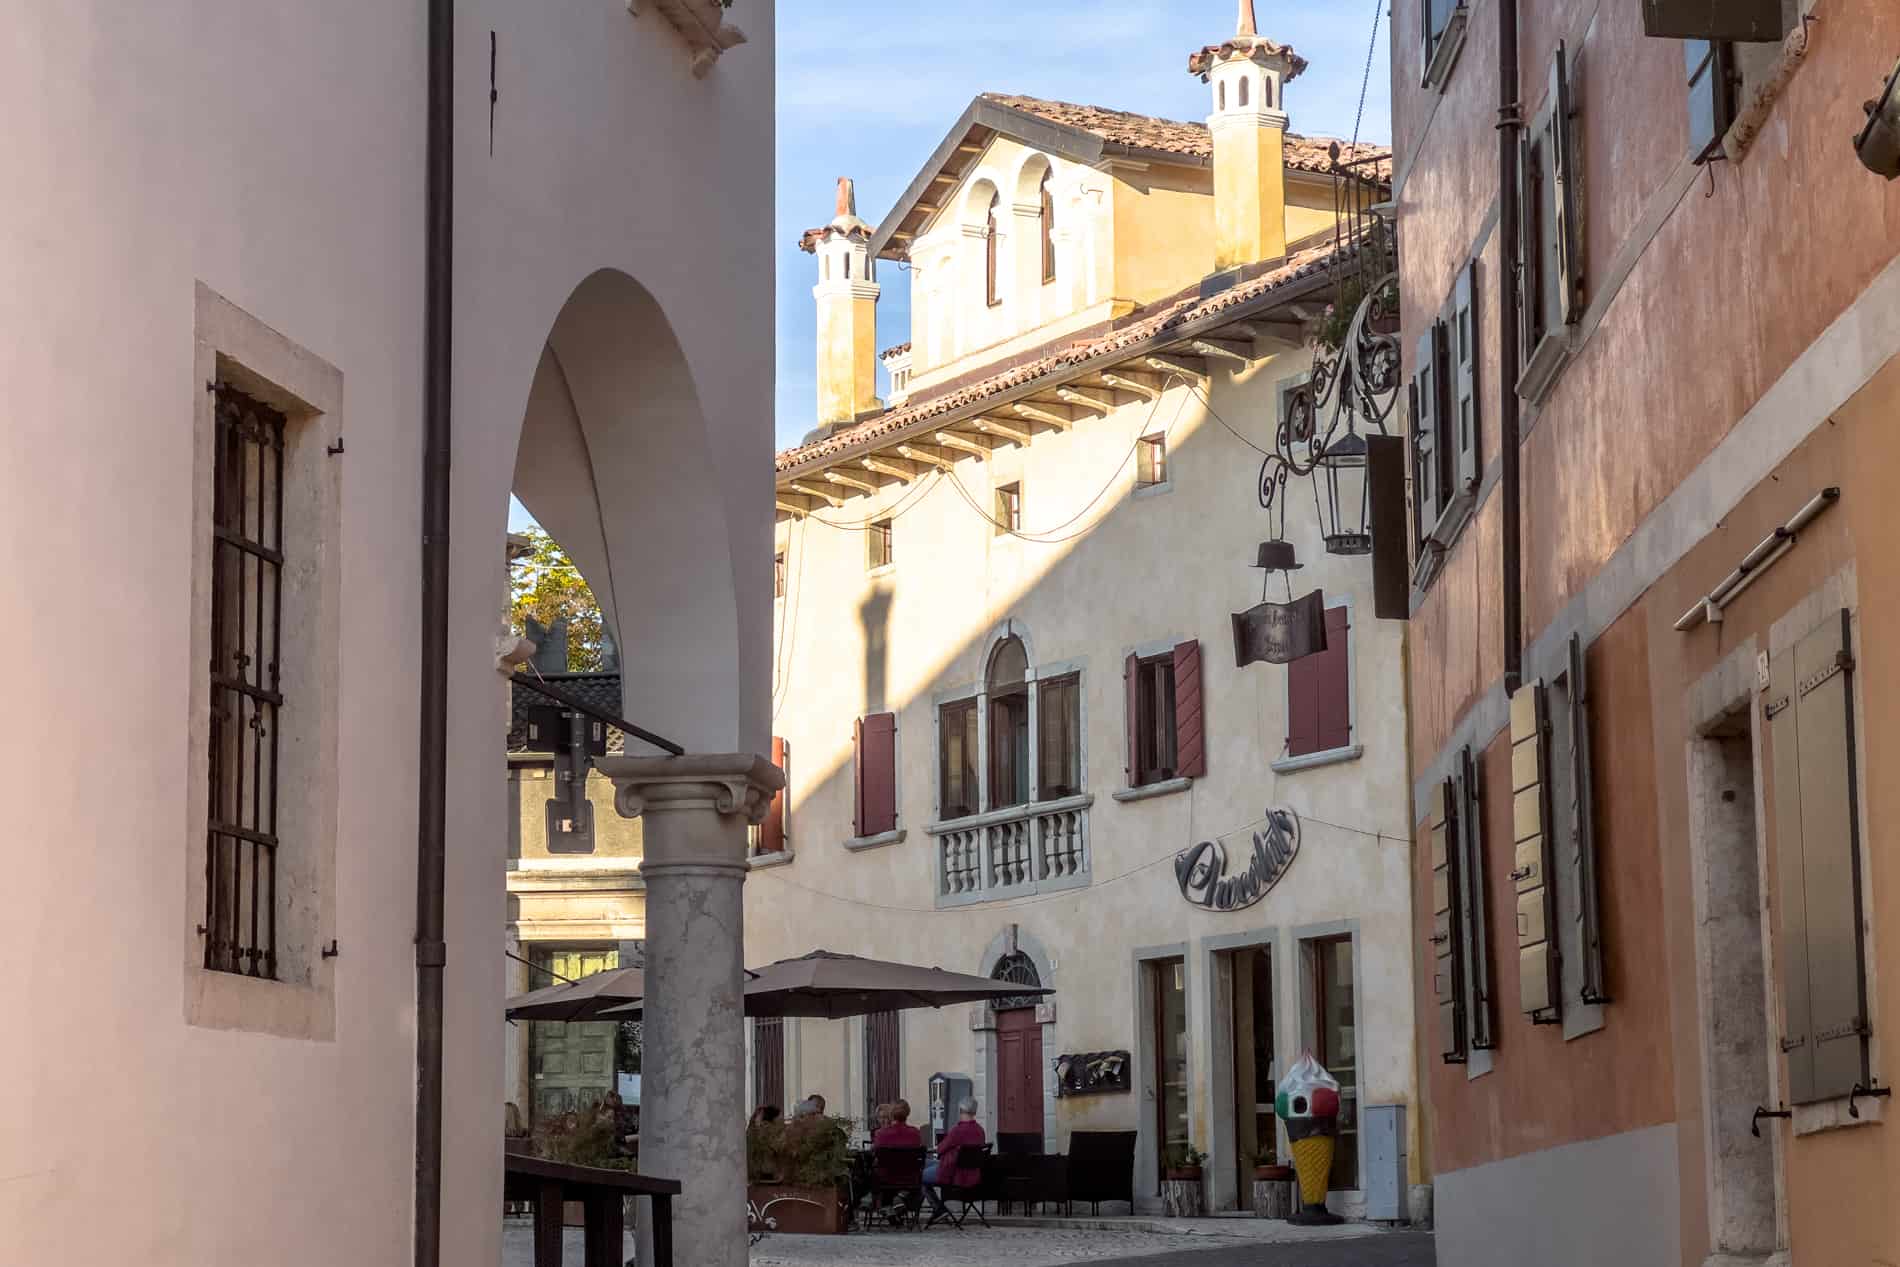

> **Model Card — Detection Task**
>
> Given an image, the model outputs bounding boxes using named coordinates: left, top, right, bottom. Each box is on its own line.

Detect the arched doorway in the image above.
left=991, top=950, right=1046, bottom=1152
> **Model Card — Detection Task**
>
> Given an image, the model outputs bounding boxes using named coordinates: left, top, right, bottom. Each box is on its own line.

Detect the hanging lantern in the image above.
left=1315, top=432, right=1372, bottom=556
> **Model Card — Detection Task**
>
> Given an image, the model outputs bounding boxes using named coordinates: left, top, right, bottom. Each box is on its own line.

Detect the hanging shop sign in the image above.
left=1175, top=809, right=1301, bottom=912
left=1231, top=589, right=1328, bottom=667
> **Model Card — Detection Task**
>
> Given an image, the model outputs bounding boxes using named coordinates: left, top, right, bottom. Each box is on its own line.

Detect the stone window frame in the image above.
left=184, top=282, right=342, bottom=1040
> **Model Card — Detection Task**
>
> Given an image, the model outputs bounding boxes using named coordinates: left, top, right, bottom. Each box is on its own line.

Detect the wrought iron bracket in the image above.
left=1750, top=1104, right=1791, bottom=1138
left=1848, top=1082, right=1892, bottom=1119
left=321, top=940, right=340, bottom=959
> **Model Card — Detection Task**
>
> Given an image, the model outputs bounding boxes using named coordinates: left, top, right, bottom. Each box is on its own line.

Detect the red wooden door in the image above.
left=996, top=1009, right=1044, bottom=1145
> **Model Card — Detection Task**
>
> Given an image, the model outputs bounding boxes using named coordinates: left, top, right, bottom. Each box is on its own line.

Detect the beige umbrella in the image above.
left=604, top=949, right=1052, bottom=1021
left=505, top=966, right=647, bottom=1023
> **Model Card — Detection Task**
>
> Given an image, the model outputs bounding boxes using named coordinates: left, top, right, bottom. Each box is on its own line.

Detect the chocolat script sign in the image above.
left=1231, top=589, right=1327, bottom=667
left=1174, top=809, right=1301, bottom=912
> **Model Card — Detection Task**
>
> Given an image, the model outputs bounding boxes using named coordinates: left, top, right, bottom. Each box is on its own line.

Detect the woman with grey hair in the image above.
left=922, top=1096, right=985, bottom=1225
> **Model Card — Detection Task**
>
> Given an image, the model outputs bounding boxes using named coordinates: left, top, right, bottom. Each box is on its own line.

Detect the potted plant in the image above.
left=1163, top=1143, right=1207, bottom=1182
left=746, top=1114, right=852, bottom=1235
left=1248, top=1147, right=1293, bottom=1183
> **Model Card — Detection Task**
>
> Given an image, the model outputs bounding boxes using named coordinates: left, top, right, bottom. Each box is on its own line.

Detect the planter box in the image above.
left=1252, top=1168, right=1294, bottom=1219
left=1159, top=1173, right=1205, bottom=1218
left=747, top=1183, right=845, bottom=1235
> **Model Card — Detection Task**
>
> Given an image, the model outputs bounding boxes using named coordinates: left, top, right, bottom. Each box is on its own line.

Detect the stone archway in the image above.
left=976, top=924, right=1059, bottom=1151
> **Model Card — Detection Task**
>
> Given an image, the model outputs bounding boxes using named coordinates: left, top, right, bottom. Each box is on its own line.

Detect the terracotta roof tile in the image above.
left=776, top=238, right=1357, bottom=474
left=979, top=93, right=1389, bottom=176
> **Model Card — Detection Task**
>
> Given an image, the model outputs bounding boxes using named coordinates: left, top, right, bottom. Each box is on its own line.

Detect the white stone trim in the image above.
left=1113, top=776, right=1191, bottom=804
left=746, top=849, right=795, bottom=870
left=1271, top=744, right=1364, bottom=774
left=842, top=828, right=906, bottom=853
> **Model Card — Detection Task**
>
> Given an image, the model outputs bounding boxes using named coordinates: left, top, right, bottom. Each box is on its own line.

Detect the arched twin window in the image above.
left=938, top=632, right=1082, bottom=819
left=1039, top=169, right=1056, bottom=285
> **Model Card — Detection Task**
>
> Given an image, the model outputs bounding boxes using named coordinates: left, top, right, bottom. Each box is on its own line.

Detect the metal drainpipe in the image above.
left=414, top=0, right=453, bottom=1263
left=1498, top=0, right=1524, bottom=694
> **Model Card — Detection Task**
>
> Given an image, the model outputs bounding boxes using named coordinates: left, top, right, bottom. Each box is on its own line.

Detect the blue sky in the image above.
left=511, top=1, right=1391, bottom=532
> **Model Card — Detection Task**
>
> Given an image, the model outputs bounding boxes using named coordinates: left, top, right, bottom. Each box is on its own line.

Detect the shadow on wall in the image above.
left=860, top=582, right=893, bottom=714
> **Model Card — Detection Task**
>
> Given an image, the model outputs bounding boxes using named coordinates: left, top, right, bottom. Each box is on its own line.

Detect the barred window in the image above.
left=204, top=384, right=287, bottom=977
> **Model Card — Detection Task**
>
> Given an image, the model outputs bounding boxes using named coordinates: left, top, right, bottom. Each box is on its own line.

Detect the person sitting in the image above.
left=809, top=1093, right=828, bottom=1116
left=790, top=1097, right=820, bottom=1120
left=749, top=1103, right=782, bottom=1127
left=873, top=1098, right=922, bottom=1149
left=923, top=1097, right=985, bottom=1224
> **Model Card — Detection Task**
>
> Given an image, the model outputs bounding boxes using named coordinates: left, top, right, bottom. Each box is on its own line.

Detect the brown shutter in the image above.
left=1315, top=607, right=1352, bottom=753
left=759, top=736, right=788, bottom=855
left=1367, top=435, right=1412, bottom=620
left=1567, top=634, right=1609, bottom=1003
left=857, top=712, right=898, bottom=838
left=1642, top=0, right=1784, bottom=44
left=1172, top=640, right=1206, bottom=778
left=853, top=716, right=865, bottom=838
left=1452, top=262, right=1481, bottom=496
left=1431, top=778, right=1468, bottom=1063
left=1286, top=643, right=1322, bottom=759
left=1458, top=746, right=1496, bottom=1049
left=1771, top=611, right=1870, bottom=1104
left=1124, top=653, right=1140, bottom=783
left=1510, top=685, right=1561, bottom=1022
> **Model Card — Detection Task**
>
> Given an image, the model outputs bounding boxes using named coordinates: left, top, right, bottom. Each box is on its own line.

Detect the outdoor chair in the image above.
left=867, top=1145, right=926, bottom=1230
left=1065, top=1130, right=1136, bottom=1215
left=933, top=1143, right=994, bottom=1230
left=996, top=1131, right=1042, bottom=1157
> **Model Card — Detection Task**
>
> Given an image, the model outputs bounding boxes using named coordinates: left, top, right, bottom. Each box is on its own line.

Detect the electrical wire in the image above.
left=748, top=806, right=1406, bottom=917
left=1350, top=0, right=1384, bottom=152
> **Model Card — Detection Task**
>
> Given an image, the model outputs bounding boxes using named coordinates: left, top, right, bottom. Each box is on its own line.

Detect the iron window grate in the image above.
left=204, top=384, right=286, bottom=978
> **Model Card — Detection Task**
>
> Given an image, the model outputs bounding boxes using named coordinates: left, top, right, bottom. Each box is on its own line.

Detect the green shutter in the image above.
left=1567, top=634, right=1609, bottom=1003
left=1511, top=683, right=1562, bottom=1022
left=1459, top=747, right=1496, bottom=1050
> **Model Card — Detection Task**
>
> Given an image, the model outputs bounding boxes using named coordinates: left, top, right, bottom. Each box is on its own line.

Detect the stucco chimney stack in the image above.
left=799, top=177, right=882, bottom=428
left=1190, top=12, right=1309, bottom=272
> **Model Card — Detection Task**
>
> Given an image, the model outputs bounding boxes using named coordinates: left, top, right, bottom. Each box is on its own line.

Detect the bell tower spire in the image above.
left=1237, top=0, right=1257, bottom=38
left=799, top=177, right=881, bottom=428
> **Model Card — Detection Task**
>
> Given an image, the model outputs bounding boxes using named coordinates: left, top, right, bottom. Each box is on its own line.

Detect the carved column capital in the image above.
left=596, top=752, right=784, bottom=826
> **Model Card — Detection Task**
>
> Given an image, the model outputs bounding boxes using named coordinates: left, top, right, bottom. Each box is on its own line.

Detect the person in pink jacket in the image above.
left=923, top=1097, right=986, bottom=1223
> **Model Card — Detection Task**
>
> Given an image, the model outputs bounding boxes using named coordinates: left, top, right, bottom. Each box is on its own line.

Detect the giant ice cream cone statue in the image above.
left=1275, top=1050, right=1344, bottom=1225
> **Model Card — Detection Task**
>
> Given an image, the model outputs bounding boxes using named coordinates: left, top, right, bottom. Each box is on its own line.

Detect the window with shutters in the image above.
left=1518, top=43, right=1583, bottom=405
left=753, top=1017, right=786, bottom=1113
left=1421, top=0, right=1469, bottom=91
left=864, top=1010, right=902, bottom=1133
left=1279, top=605, right=1357, bottom=768
left=1132, top=655, right=1177, bottom=786
left=753, top=736, right=791, bottom=856
left=1685, top=40, right=1739, bottom=162
left=1121, top=640, right=1205, bottom=793
left=1429, top=747, right=1495, bottom=1062
left=1409, top=263, right=1480, bottom=580
left=1554, top=634, right=1610, bottom=1024
left=1510, top=684, right=1562, bottom=1023
left=854, top=713, right=898, bottom=840
left=1765, top=609, right=1873, bottom=1106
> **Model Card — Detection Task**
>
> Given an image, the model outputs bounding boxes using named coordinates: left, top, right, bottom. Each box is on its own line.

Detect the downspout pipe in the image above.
left=414, top=0, right=453, bottom=1264
left=1498, top=0, right=1524, bottom=693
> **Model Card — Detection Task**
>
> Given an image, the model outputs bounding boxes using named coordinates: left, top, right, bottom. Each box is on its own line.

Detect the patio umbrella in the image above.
left=604, top=949, right=1053, bottom=1021
left=505, top=966, right=647, bottom=1023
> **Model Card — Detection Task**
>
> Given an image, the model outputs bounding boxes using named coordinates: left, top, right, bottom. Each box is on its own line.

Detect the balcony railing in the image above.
left=926, top=793, right=1092, bottom=907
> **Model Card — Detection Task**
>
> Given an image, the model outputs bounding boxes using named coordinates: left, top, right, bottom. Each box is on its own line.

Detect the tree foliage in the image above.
left=508, top=527, right=607, bottom=672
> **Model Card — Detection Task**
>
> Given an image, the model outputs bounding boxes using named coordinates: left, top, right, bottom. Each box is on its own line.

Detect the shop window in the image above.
left=1306, top=935, right=1359, bottom=1190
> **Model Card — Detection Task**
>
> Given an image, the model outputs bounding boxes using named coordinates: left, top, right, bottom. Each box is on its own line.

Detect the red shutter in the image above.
left=1124, top=653, right=1140, bottom=783
left=1316, top=607, right=1352, bottom=752
left=759, top=735, right=788, bottom=854
left=857, top=712, right=898, bottom=837
left=1172, top=640, right=1205, bottom=778
left=1286, top=648, right=1321, bottom=759
left=853, top=717, right=865, bottom=837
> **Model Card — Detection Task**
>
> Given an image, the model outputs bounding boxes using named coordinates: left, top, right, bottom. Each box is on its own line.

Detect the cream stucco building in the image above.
left=4, top=4, right=776, bottom=1267
left=752, top=6, right=1422, bottom=1219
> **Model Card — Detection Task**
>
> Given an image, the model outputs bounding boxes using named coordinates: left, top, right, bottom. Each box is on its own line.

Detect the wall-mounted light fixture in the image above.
left=1856, top=57, right=1900, bottom=180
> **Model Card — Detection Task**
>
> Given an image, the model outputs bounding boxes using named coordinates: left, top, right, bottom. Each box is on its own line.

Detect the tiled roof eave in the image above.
left=774, top=256, right=1342, bottom=485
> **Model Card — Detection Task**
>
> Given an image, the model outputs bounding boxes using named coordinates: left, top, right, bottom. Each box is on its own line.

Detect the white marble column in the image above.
left=596, top=753, right=782, bottom=1267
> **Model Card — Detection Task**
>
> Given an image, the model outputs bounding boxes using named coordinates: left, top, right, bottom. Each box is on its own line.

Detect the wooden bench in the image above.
left=504, top=1153, right=679, bottom=1267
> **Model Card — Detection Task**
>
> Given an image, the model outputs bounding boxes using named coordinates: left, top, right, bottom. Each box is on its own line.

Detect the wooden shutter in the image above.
left=1124, top=653, right=1141, bottom=783
left=1367, top=435, right=1412, bottom=620
left=1517, top=130, right=1542, bottom=359
left=1452, top=262, right=1481, bottom=496
left=1431, top=778, right=1468, bottom=1063
left=1769, top=611, right=1870, bottom=1104
left=1411, top=328, right=1441, bottom=543
left=1172, top=640, right=1206, bottom=778
left=1550, top=45, right=1580, bottom=327
left=1567, top=634, right=1608, bottom=1003
left=1510, top=685, right=1561, bottom=1022
left=1458, top=746, right=1495, bottom=1049
left=759, top=736, right=789, bottom=854
left=1315, top=607, right=1352, bottom=752
left=855, top=712, right=898, bottom=838
left=1642, top=0, right=1784, bottom=42
left=1285, top=641, right=1322, bottom=758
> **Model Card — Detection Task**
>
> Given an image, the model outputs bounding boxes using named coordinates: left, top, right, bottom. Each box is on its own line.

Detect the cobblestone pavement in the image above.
left=506, top=1218, right=1433, bottom=1267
